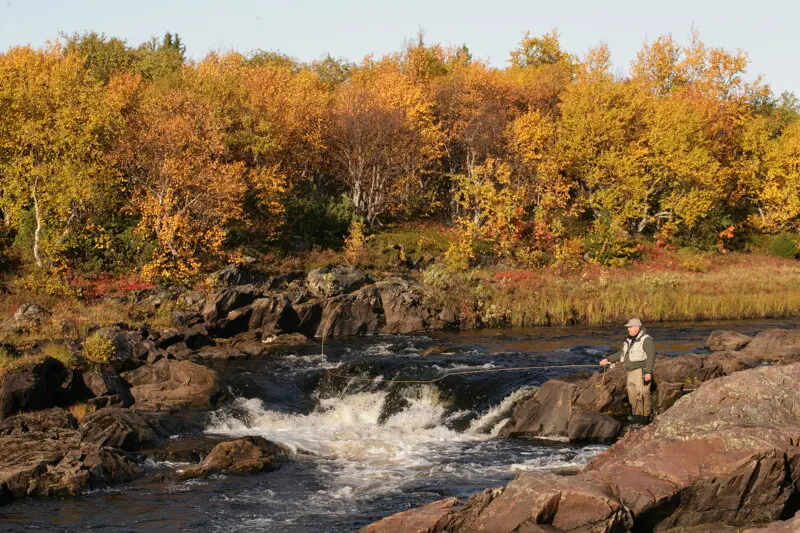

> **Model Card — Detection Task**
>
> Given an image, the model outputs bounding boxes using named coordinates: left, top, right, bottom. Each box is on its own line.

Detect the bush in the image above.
left=676, top=247, right=712, bottom=272
left=283, top=189, right=357, bottom=248
left=41, top=342, right=77, bottom=368
left=83, top=333, right=115, bottom=364
left=768, top=233, right=798, bottom=259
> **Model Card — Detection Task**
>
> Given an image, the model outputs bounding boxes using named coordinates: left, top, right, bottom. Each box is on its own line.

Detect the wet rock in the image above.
left=0, top=410, right=142, bottom=502
left=121, top=359, right=224, bottom=409
left=307, top=265, right=371, bottom=297
left=0, top=358, right=74, bottom=420
left=706, top=330, right=752, bottom=352
left=80, top=408, right=169, bottom=451
left=500, top=376, right=620, bottom=441
left=420, top=344, right=452, bottom=357
left=179, top=436, right=288, bottom=479
left=358, top=497, right=461, bottom=533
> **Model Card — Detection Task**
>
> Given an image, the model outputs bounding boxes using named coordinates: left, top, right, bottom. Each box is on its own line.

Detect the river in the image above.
left=0, top=319, right=795, bottom=532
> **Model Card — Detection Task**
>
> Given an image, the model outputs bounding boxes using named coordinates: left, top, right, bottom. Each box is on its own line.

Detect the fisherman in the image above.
left=599, top=318, right=655, bottom=429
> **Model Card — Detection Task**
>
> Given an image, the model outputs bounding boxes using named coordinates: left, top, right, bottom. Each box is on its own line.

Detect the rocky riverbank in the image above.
left=2, top=267, right=800, bottom=531
left=360, top=332, right=800, bottom=532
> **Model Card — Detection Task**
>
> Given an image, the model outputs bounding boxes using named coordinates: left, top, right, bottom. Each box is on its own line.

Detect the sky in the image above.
left=1, top=0, right=798, bottom=96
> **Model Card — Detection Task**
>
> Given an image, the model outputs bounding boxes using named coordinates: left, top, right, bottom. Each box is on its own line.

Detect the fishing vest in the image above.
left=622, top=332, right=652, bottom=363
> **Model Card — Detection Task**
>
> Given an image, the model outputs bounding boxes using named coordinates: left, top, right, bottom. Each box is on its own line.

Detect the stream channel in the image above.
left=1, top=319, right=796, bottom=532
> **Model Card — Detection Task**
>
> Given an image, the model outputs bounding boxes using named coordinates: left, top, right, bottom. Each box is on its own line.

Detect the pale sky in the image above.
left=1, top=0, right=798, bottom=96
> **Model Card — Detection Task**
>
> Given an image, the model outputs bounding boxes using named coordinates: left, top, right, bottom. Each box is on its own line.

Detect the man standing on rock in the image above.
left=599, top=318, right=655, bottom=429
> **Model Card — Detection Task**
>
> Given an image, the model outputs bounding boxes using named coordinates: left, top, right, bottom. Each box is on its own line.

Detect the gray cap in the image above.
left=624, top=318, right=643, bottom=327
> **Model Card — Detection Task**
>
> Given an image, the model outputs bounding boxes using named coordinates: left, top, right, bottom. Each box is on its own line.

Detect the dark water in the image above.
left=0, top=319, right=796, bottom=533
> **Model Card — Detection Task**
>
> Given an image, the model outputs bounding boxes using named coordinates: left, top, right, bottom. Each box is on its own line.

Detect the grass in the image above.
left=433, top=251, right=800, bottom=327
left=41, top=342, right=77, bottom=368
left=67, top=402, right=96, bottom=423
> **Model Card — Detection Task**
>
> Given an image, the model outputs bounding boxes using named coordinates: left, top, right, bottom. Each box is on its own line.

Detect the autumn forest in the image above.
left=1, top=30, right=799, bottom=290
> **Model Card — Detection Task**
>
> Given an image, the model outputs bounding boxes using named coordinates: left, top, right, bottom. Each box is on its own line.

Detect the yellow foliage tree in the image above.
left=117, top=71, right=247, bottom=280
left=0, top=45, right=133, bottom=267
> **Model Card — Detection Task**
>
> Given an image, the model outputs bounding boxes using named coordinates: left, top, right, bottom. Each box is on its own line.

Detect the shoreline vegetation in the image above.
left=1, top=29, right=799, bottom=359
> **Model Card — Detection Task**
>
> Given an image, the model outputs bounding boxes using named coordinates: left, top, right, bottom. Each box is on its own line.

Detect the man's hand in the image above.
left=644, top=373, right=652, bottom=383
left=599, top=358, right=610, bottom=366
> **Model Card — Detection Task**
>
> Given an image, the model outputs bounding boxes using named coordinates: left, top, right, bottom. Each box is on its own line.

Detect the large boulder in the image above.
left=0, top=358, right=74, bottom=420
left=248, top=297, right=299, bottom=340
left=179, top=436, right=288, bottom=479
left=706, top=330, right=753, bottom=352
left=0, top=410, right=142, bottom=502
left=80, top=408, right=169, bottom=451
left=583, top=363, right=800, bottom=530
left=500, top=377, right=621, bottom=441
left=91, top=327, right=146, bottom=373
left=314, top=286, right=385, bottom=338
left=743, top=329, right=800, bottom=362
left=206, top=264, right=270, bottom=288
left=307, top=265, right=371, bottom=297
left=121, top=359, right=224, bottom=409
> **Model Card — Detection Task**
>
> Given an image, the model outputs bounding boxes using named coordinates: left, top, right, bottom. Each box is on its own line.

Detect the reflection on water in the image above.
left=0, top=318, right=796, bottom=533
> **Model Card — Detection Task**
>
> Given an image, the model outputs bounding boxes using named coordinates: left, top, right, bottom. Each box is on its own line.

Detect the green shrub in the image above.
left=768, top=233, right=798, bottom=259
left=83, top=333, right=115, bottom=364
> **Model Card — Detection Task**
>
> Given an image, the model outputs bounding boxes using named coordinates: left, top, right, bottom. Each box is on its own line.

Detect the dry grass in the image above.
left=67, top=402, right=96, bottom=423
left=439, top=253, right=800, bottom=327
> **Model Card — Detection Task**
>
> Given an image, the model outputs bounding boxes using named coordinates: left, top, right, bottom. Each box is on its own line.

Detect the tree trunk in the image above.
left=32, top=180, right=43, bottom=268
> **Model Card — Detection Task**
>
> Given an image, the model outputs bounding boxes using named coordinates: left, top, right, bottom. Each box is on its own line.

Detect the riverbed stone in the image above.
left=706, top=330, right=753, bottom=352
left=179, top=436, right=288, bottom=479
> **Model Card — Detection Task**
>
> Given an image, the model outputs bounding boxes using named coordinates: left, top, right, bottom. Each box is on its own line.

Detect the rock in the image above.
left=152, top=328, right=184, bottom=350
left=183, top=324, right=215, bottom=350
left=706, top=330, right=753, bottom=352
left=500, top=376, right=620, bottom=441
left=92, top=327, right=145, bottom=373
left=81, top=371, right=134, bottom=408
left=0, top=303, right=52, bottom=334
left=201, top=285, right=264, bottom=324
left=357, top=497, right=461, bottom=533
left=439, top=471, right=632, bottom=533
left=307, top=265, right=371, bottom=297
left=0, top=431, right=141, bottom=501
left=80, top=408, right=169, bottom=450
left=206, top=264, right=270, bottom=288
left=248, top=297, right=299, bottom=340
left=0, top=358, right=74, bottom=420
left=0, top=409, right=142, bottom=502
left=743, top=513, right=800, bottom=532
left=743, top=329, right=800, bottom=362
left=584, top=363, right=800, bottom=530
left=314, top=287, right=385, bottom=338
left=0, top=408, right=77, bottom=437
left=121, top=359, right=224, bottom=409
left=420, top=344, right=452, bottom=357
left=376, top=279, right=429, bottom=334
left=179, top=436, right=288, bottom=479
left=211, top=305, right=254, bottom=338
